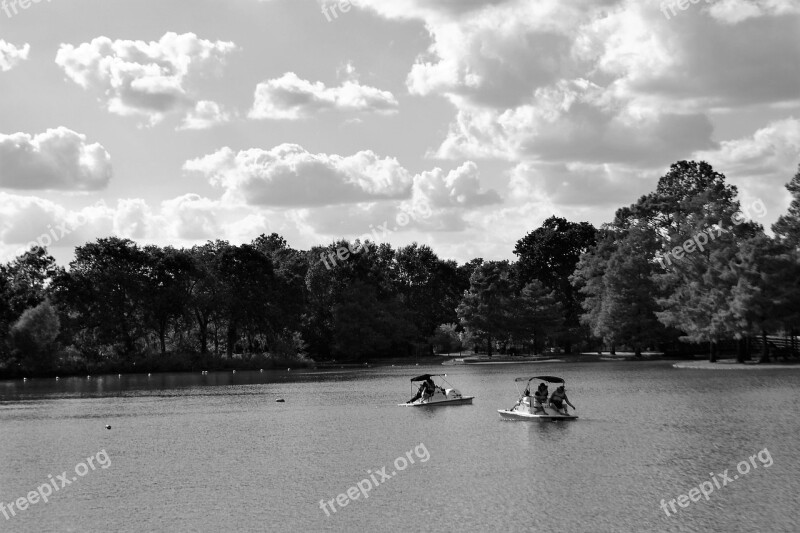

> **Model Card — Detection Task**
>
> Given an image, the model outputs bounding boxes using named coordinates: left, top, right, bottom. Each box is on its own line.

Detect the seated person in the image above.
left=408, top=377, right=436, bottom=403
left=532, top=383, right=548, bottom=413
left=549, top=385, right=575, bottom=414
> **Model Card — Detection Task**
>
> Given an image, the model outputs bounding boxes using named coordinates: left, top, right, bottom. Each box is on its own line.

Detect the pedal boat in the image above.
left=398, top=374, right=474, bottom=407
left=498, top=376, right=578, bottom=420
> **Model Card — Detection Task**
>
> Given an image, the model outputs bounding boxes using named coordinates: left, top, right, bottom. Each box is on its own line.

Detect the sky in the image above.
left=0, top=0, right=798, bottom=266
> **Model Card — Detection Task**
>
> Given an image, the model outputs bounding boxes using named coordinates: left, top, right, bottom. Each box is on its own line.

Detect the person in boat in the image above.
left=549, top=385, right=575, bottom=414
left=408, top=377, right=436, bottom=403
left=532, top=383, right=549, bottom=413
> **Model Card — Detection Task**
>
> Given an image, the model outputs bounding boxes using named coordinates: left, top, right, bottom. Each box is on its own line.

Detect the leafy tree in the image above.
left=728, top=235, right=799, bottom=363
left=55, top=238, right=149, bottom=356
left=216, top=243, right=275, bottom=357
left=772, top=164, right=800, bottom=249
left=429, top=323, right=462, bottom=354
left=514, top=216, right=596, bottom=352
left=188, top=241, right=226, bottom=355
left=456, top=261, right=515, bottom=356
left=511, top=280, right=563, bottom=354
left=331, top=280, right=416, bottom=360
left=142, top=246, right=196, bottom=354
left=252, top=233, right=308, bottom=333
left=10, top=299, right=60, bottom=373
left=395, top=243, right=462, bottom=348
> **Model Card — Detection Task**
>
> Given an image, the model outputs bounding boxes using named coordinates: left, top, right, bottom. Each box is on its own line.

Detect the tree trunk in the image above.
left=709, top=340, right=717, bottom=363
left=195, top=310, right=209, bottom=354
left=227, top=323, right=237, bottom=359
left=736, top=337, right=745, bottom=364
left=759, top=329, right=770, bottom=364
left=486, top=335, right=492, bottom=357
left=610, top=344, right=616, bottom=356
left=634, top=345, right=642, bottom=357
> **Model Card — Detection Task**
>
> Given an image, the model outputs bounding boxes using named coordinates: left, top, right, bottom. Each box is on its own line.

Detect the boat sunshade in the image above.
left=410, top=374, right=442, bottom=382
left=514, top=376, right=565, bottom=384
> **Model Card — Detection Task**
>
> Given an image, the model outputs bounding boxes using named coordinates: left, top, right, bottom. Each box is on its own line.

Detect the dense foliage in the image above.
left=1, top=160, right=798, bottom=376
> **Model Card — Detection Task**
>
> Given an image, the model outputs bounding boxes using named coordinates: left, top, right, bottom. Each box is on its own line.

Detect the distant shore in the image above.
left=673, top=359, right=800, bottom=370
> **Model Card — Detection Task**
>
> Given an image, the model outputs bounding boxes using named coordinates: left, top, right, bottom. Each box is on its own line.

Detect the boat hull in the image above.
left=398, top=396, right=474, bottom=407
left=497, top=407, right=577, bottom=420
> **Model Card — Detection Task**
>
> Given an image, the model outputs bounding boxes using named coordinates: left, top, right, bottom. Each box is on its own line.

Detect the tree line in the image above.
left=1, top=160, right=798, bottom=376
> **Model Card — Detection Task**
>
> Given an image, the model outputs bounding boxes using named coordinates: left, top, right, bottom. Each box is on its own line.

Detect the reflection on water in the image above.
left=1, top=362, right=799, bottom=532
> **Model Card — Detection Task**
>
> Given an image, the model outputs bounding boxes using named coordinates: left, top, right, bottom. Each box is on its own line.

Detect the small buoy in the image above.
left=147, top=373, right=151, bottom=377
left=276, top=399, right=285, bottom=403
left=232, top=370, right=236, bottom=374
left=55, top=377, right=59, bottom=380
left=23, top=377, right=27, bottom=382
left=287, top=368, right=291, bottom=371
left=87, top=375, right=91, bottom=379
left=118, top=374, right=121, bottom=378
left=260, top=369, right=263, bottom=372
left=105, top=425, right=111, bottom=430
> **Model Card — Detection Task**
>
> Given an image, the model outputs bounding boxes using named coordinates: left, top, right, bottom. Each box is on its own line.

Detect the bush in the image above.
left=10, top=299, right=60, bottom=373
left=430, top=323, right=463, bottom=354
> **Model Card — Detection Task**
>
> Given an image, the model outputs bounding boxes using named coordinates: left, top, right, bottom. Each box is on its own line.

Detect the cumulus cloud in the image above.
left=411, top=161, right=501, bottom=208
left=177, top=100, right=232, bottom=130
left=0, top=40, right=30, bottom=72
left=55, top=32, right=237, bottom=126
left=0, top=193, right=114, bottom=262
left=508, top=161, right=654, bottom=208
left=694, top=118, right=800, bottom=214
left=184, top=143, right=413, bottom=206
left=342, top=0, right=798, bottom=169
left=707, top=0, right=800, bottom=24
left=248, top=72, right=398, bottom=120
left=436, top=88, right=716, bottom=164
left=160, top=193, right=221, bottom=240
left=0, top=127, right=112, bottom=191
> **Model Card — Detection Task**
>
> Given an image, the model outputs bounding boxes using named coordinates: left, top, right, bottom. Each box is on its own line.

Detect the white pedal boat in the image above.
left=498, top=376, right=578, bottom=420
left=398, top=374, right=474, bottom=407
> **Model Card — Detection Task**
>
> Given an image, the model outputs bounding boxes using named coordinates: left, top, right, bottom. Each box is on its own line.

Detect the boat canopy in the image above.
left=410, top=374, right=444, bottom=382
left=514, top=376, right=565, bottom=384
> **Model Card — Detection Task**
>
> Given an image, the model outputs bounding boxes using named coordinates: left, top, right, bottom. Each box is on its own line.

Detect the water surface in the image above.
left=2, top=362, right=799, bottom=532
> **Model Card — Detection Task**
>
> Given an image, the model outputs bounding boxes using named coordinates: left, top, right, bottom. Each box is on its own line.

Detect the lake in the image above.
left=1, top=361, right=799, bottom=532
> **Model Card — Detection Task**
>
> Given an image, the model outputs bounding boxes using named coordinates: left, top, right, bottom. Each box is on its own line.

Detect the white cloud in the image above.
left=707, top=0, right=800, bottom=24
left=345, top=0, right=798, bottom=168
left=160, top=193, right=221, bottom=240
left=0, top=127, right=112, bottom=191
left=0, top=40, right=30, bottom=72
left=411, top=161, right=501, bottom=208
left=694, top=117, right=800, bottom=216
left=248, top=72, right=398, bottom=120
left=55, top=32, right=237, bottom=126
left=0, top=194, right=114, bottom=262
left=508, top=161, right=654, bottom=207
left=177, top=100, right=232, bottom=130
left=184, top=143, right=413, bottom=206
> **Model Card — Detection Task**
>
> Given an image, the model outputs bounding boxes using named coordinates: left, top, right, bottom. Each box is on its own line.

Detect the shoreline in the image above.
left=673, top=359, right=800, bottom=370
